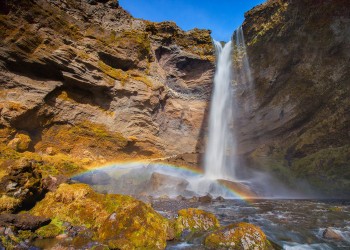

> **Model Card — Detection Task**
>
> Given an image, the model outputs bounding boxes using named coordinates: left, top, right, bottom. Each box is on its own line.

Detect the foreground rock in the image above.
left=205, top=222, right=270, bottom=250
left=0, top=159, right=45, bottom=212
left=174, top=208, right=220, bottom=238
left=323, top=227, right=344, bottom=241
left=0, top=213, right=50, bottom=230
left=30, top=183, right=169, bottom=249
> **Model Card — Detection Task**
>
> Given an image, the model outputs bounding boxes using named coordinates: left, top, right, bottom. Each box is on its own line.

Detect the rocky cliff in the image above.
left=238, top=0, right=350, bottom=196
left=0, top=0, right=214, bottom=167
left=1, top=0, right=349, bottom=198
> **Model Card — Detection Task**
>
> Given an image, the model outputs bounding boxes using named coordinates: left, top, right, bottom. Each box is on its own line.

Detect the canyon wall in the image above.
left=0, top=0, right=349, bottom=196
left=238, top=0, right=350, bottom=196
left=0, top=0, right=214, bottom=166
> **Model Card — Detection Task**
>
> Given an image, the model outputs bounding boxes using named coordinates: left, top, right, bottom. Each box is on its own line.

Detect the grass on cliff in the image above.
left=98, top=60, right=154, bottom=88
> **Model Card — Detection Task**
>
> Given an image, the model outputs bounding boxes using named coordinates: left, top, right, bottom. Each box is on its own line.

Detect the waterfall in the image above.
left=204, top=27, right=253, bottom=181
left=204, top=40, right=236, bottom=180
left=232, top=26, right=255, bottom=112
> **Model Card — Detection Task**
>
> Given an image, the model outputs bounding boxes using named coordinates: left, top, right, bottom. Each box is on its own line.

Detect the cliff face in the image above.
left=239, top=0, right=350, bottom=196
left=0, top=0, right=214, bottom=164
left=1, top=0, right=349, bottom=196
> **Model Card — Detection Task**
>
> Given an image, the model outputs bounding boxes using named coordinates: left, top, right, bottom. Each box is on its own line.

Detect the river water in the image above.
left=159, top=199, right=350, bottom=249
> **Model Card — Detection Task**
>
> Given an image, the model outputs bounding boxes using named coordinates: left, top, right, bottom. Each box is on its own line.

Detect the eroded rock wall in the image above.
left=0, top=0, right=215, bottom=163
left=238, top=0, right=350, bottom=196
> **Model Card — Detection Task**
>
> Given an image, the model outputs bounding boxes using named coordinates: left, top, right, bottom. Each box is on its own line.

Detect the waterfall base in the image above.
left=72, top=162, right=261, bottom=199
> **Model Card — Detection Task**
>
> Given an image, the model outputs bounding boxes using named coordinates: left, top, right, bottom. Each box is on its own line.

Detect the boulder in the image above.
left=7, top=133, right=31, bottom=152
left=174, top=208, right=220, bottom=238
left=323, top=227, right=344, bottom=241
left=198, top=193, right=213, bottom=203
left=205, top=222, right=269, bottom=250
left=30, top=183, right=169, bottom=249
left=147, top=172, right=189, bottom=196
left=0, top=159, right=45, bottom=212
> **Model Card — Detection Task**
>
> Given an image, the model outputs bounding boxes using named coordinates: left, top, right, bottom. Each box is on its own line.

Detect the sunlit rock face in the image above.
left=237, top=0, right=350, bottom=196
left=0, top=0, right=214, bottom=163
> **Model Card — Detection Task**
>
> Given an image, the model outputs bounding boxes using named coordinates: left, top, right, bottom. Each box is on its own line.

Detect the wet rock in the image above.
left=215, top=196, right=225, bottom=202
left=323, top=227, right=344, bottom=241
left=0, top=213, right=50, bottom=231
left=198, top=193, right=213, bottom=203
left=174, top=208, right=220, bottom=238
left=205, top=222, right=269, bottom=250
left=189, top=196, right=199, bottom=202
left=176, top=195, right=186, bottom=201
left=147, top=172, right=189, bottom=196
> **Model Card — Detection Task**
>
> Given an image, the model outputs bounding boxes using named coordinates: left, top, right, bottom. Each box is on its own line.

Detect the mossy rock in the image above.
left=98, top=207, right=168, bottom=250
left=174, top=208, right=220, bottom=238
left=204, top=222, right=270, bottom=250
left=36, top=121, right=128, bottom=161
left=0, top=195, right=21, bottom=213
left=7, top=133, right=31, bottom=152
left=35, top=218, right=64, bottom=238
left=0, top=159, right=44, bottom=212
left=30, top=183, right=168, bottom=249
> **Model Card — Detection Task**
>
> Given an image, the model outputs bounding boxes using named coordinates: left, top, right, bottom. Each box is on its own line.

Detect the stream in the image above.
left=158, top=198, right=350, bottom=249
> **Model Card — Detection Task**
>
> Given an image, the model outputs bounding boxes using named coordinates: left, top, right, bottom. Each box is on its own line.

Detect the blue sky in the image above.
left=119, top=0, right=266, bottom=41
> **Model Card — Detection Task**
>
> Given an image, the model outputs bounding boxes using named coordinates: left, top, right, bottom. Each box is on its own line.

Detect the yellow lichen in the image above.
left=98, top=60, right=129, bottom=84
left=174, top=208, right=220, bottom=238
left=7, top=133, right=31, bottom=152
left=0, top=195, right=21, bottom=213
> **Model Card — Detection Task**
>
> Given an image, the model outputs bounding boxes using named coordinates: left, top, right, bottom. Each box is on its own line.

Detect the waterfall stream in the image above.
left=204, top=40, right=236, bottom=180
left=204, top=27, right=255, bottom=182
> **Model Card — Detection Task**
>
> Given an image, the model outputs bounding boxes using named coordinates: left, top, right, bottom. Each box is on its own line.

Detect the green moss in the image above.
left=35, top=218, right=64, bottom=238
left=174, top=208, right=220, bottom=238
left=292, top=146, right=350, bottom=192
left=17, top=230, right=36, bottom=241
left=30, top=183, right=168, bottom=249
left=0, top=235, right=17, bottom=250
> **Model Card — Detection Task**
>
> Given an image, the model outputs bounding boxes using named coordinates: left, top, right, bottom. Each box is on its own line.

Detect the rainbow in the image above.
left=73, top=160, right=259, bottom=201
